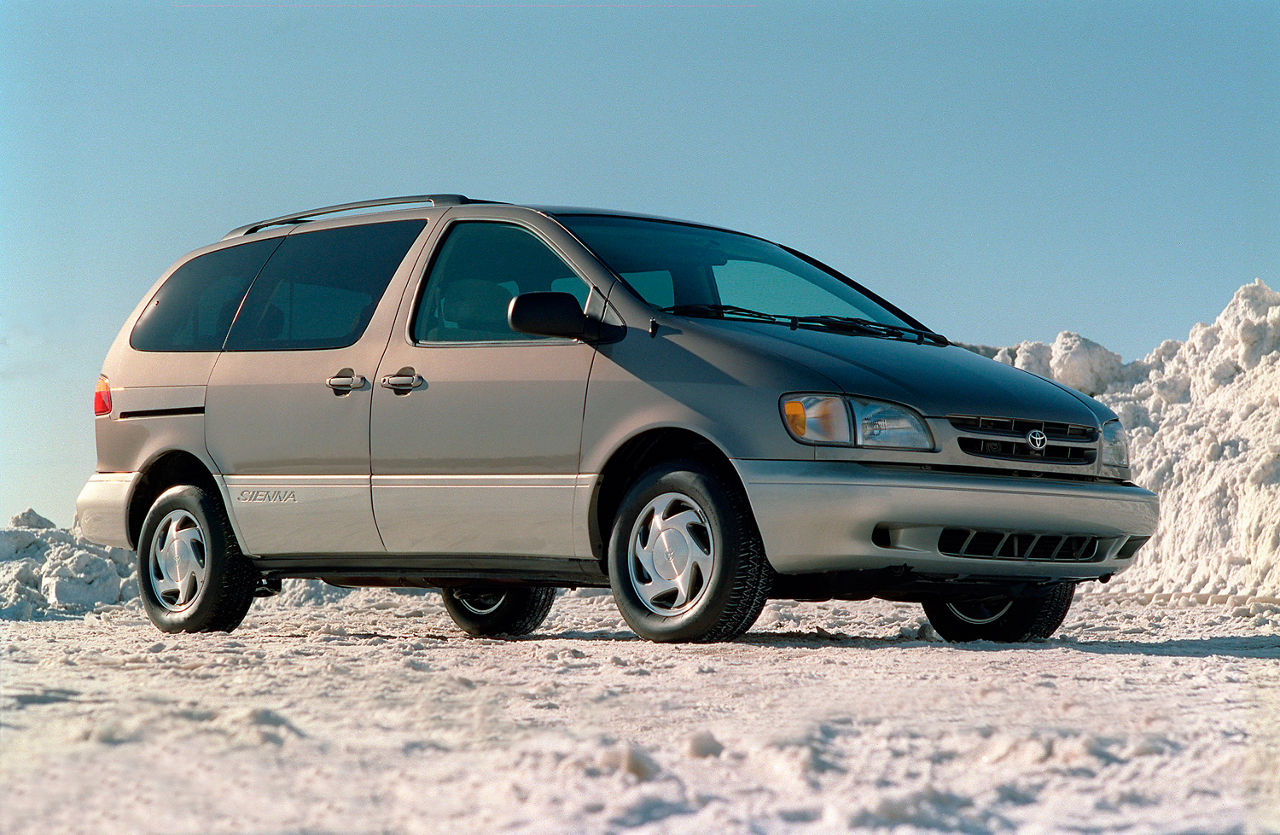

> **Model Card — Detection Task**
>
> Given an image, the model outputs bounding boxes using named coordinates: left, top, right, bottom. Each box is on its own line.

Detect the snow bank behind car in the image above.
left=0, top=509, right=136, bottom=618
left=967, top=279, right=1280, bottom=600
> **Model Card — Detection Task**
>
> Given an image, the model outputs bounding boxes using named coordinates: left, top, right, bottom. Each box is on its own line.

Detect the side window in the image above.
left=551, top=276, right=592, bottom=307
left=413, top=222, right=590, bottom=343
left=225, top=220, right=425, bottom=351
left=130, top=239, right=280, bottom=352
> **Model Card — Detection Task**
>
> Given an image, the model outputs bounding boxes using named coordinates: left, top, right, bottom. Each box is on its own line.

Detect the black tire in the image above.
left=607, top=460, right=772, bottom=643
left=441, top=586, right=556, bottom=637
left=922, top=583, right=1076, bottom=643
left=137, top=485, right=257, bottom=634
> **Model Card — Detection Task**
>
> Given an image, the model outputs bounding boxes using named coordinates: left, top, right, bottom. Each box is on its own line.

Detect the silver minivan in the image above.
left=77, top=195, right=1158, bottom=643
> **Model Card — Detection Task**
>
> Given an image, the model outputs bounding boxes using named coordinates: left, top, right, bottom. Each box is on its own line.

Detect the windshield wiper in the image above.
left=658, top=305, right=949, bottom=346
left=658, top=303, right=784, bottom=323
left=793, top=316, right=949, bottom=346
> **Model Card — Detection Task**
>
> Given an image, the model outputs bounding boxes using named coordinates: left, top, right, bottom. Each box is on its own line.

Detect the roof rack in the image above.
left=223, top=194, right=478, bottom=239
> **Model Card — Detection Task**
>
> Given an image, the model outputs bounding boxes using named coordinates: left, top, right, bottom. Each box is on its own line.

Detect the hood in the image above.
left=689, top=319, right=1106, bottom=426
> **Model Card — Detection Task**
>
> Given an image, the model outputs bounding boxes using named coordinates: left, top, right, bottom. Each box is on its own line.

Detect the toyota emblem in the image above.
left=1026, top=429, right=1048, bottom=451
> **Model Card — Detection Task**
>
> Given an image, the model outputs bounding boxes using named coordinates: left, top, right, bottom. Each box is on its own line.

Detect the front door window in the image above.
left=412, top=221, right=590, bottom=343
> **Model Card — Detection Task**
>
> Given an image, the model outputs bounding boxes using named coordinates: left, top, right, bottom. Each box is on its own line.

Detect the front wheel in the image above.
left=608, top=460, right=772, bottom=643
left=440, top=586, right=556, bottom=637
left=922, top=583, right=1076, bottom=642
left=137, top=485, right=257, bottom=633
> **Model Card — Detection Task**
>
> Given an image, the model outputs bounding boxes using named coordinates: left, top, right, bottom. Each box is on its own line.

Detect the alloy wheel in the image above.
left=626, top=491, right=716, bottom=616
left=148, top=509, right=208, bottom=612
left=944, top=598, right=1014, bottom=625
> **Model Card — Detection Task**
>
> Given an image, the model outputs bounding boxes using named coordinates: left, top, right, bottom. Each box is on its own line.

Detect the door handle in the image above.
left=326, top=368, right=366, bottom=394
left=380, top=367, right=424, bottom=394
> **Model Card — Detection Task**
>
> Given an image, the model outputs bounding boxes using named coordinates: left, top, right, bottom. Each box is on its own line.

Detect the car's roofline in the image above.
left=223, top=194, right=500, bottom=239
left=531, top=205, right=729, bottom=229
left=220, top=196, right=741, bottom=241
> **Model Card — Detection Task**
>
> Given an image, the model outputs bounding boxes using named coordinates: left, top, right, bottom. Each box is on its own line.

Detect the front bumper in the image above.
left=734, top=460, right=1158, bottom=581
left=75, top=472, right=139, bottom=549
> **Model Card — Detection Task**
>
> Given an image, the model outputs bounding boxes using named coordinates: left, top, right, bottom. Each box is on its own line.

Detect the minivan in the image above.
left=77, top=195, right=1159, bottom=643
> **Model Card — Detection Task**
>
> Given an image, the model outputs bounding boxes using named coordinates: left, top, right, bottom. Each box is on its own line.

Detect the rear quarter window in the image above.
left=224, top=220, right=426, bottom=351
left=130, top=238, right=280, bottom=352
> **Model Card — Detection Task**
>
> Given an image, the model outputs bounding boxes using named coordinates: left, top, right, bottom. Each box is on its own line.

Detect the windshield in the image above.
left=557, top=214, right=917, bottom=329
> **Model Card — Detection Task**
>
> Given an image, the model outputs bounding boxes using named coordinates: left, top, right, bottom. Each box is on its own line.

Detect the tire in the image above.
left=607, top=460, right=772, bottom=643
left=922, top=583, right=1076, bottom=643
left=137, top=485, right=257, bottom=634
left=441, top=586, right=556, bottom=637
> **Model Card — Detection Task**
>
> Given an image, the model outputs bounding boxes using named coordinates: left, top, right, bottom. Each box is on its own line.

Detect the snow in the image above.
left=985, top=332, right=1124, bottom=397
left=0, top=510, right=135, bottom=619
left=2, top=593, right=1278, bottom=832
left=8, top=508, right=55, bottom=530
left=2, top=281, right=1279, bottom=831
left=966, top=279, right=1280, bottom=601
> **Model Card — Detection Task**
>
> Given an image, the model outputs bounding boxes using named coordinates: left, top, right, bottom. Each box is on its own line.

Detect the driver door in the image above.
left=371, top=219, right=598, bottom=557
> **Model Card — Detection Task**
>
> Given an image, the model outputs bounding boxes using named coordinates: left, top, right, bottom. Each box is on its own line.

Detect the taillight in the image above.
left=94, top=376, right=112, bottom=416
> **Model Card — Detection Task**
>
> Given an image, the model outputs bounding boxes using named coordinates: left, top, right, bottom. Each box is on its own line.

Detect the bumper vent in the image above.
left=938, top=528, right=1102, bottom=562
left=1115, top=535, right=1150, bottom=560
left=949, top=416, right=1098, bottom=465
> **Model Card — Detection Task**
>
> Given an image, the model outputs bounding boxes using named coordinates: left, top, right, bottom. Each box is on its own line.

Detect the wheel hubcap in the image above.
left=456, top=590, right=506, bottom=615
left=628, top=492, right=715, bottom=616
left=945, top=598, right=1014, bottom=625
left=148, top=509, right=208, bottom=612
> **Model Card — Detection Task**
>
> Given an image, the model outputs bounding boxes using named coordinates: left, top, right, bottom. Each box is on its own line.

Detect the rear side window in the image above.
left=130, top=239, right=279, bottom=352
left=225, top=220, right=425, bottom=351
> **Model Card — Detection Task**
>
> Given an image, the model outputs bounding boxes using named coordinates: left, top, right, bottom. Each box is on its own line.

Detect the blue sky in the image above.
left=1, top=1, right=1276, bottom=525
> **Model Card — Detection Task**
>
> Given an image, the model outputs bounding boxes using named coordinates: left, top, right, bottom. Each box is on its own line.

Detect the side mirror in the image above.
left=508, top=292, right=591, bottom=340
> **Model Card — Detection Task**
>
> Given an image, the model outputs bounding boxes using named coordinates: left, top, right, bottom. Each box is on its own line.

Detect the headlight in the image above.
left=781, top=395, right=851, bottom=444
left=851, top=398, right=934, bottom=450
left=781, top=395, right=932, bottom=450
left=1101, top=420, right=1129, bottom=468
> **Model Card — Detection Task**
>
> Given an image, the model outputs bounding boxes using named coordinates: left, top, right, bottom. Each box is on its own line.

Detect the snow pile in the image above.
left=970, top=279, right=1280, bottom=599
left=0, top=509, right=137, bottom=619
left=966, top=332, right=1127, bottom=396
left=0, top=508, right=420, bottom=619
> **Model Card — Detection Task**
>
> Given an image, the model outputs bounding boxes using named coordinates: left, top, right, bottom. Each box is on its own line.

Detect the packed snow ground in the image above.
left=3, top=281, right=1279, bottom=831
left=3, top=591, right=1278, bottom=833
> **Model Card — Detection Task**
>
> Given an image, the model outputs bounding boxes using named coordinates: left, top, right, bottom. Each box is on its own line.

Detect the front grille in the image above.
left=956, top=437, right=1095, bottom=464
left=938, top=527, right=1102, bottom=562
left=949, top=415, right=1098, bottom=465
left=948, top=416, right=1098, bottom=441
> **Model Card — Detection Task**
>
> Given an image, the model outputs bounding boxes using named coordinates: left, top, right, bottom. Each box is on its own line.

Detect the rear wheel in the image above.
left=922, top=583, right=1076, bottom=642
left=137, top=485, right=257, bottom=633
left=440, top=586, right=556, bottom=637
left=608, top=460, right=771, bottom=643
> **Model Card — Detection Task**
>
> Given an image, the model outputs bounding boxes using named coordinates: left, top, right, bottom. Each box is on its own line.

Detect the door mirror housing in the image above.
left=508, top=292, right=591, bottom=340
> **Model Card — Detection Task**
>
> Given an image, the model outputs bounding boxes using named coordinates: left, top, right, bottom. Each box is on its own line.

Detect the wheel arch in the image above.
left=587, top=425, right=753, bottom=567
left=126, top=449, right=228, bottom=550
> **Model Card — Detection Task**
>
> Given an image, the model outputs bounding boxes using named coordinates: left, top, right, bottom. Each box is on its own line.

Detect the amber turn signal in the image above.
left=783, top=400, right=807, bottom=436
